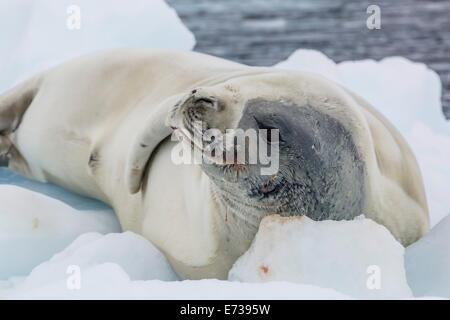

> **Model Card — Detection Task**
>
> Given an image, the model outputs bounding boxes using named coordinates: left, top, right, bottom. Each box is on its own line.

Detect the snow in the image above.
left=1, top=232, right=180, bottom=299
left=405, top=215, right=450, bottom=298
left=0, top=234, right=349, bottom=300
left=229, top=215, right=412, bottom=299
left=2, top=267, right=350, bottom=300
left=0, top=1, right=449, bottom=300
left=0, top=0, right=195, bottom=93
left=0, top=185, right=120, bottom=279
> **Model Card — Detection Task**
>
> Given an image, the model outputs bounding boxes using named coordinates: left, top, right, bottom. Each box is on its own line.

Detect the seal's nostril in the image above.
left=191, top=89, right=197, bottom=94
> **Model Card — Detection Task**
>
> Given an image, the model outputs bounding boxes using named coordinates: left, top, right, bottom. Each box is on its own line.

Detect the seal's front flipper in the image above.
left=0, top=75, right=43, bottom=171
left=0, top=135, right=12, bottom=166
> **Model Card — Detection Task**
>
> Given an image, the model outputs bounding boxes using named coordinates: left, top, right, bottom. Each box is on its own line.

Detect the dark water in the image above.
left=167, top=0, right=450, bottom=119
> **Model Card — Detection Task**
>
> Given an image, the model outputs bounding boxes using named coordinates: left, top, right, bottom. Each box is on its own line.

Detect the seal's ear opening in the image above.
left=124, top=97, right=178, bottom=194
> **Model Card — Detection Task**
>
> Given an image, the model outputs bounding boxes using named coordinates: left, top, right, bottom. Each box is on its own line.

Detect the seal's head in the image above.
left=167, top=73, right=366, bottom=226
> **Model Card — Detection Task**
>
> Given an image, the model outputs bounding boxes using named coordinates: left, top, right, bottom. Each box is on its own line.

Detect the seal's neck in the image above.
left=209, top=180, right=267, bottom=255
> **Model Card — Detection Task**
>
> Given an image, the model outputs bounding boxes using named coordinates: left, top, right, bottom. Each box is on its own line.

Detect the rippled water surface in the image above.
left=168, top=0, right=450, bottom=118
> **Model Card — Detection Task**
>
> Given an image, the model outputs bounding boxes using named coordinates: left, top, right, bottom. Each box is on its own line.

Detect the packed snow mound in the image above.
left=1, top=232, right=179, bottom=299
left=0, top=0, right=195, bottom=93
left=276, top=49, right=450, bottom=226
left=0, top=185, right=120, bottom=279
left=2, top=265, right=349, bottom=300
left=229, top=215, right=412, bottom=299
left=405, top=215, right=450, bottom=298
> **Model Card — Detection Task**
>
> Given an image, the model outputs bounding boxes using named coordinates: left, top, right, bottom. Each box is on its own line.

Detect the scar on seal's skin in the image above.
left=88, top=152, right=99, bottom=168
left=224, top=84, right=241, bottom=104
left=224, top=84, right=238, bottom=93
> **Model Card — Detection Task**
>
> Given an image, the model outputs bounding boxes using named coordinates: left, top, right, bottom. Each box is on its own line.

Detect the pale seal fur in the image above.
left=0, top=49, right=429, bottom=279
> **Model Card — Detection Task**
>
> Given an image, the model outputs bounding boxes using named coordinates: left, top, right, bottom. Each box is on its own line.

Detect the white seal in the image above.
left=0, top=49, right=429, bottom=279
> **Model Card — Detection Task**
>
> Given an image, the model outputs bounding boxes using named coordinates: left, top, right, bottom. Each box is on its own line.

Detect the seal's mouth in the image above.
left=170, top=124, right=243, bottom=166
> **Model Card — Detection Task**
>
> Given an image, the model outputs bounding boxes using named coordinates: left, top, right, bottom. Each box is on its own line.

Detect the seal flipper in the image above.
left=0, top=75, right=42, bottom=172
left=124, top=94, right=180, bottom=194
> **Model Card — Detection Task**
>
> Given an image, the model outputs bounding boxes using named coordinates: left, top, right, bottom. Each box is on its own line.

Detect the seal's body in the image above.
left=0, top=49, right=429, bottom=279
